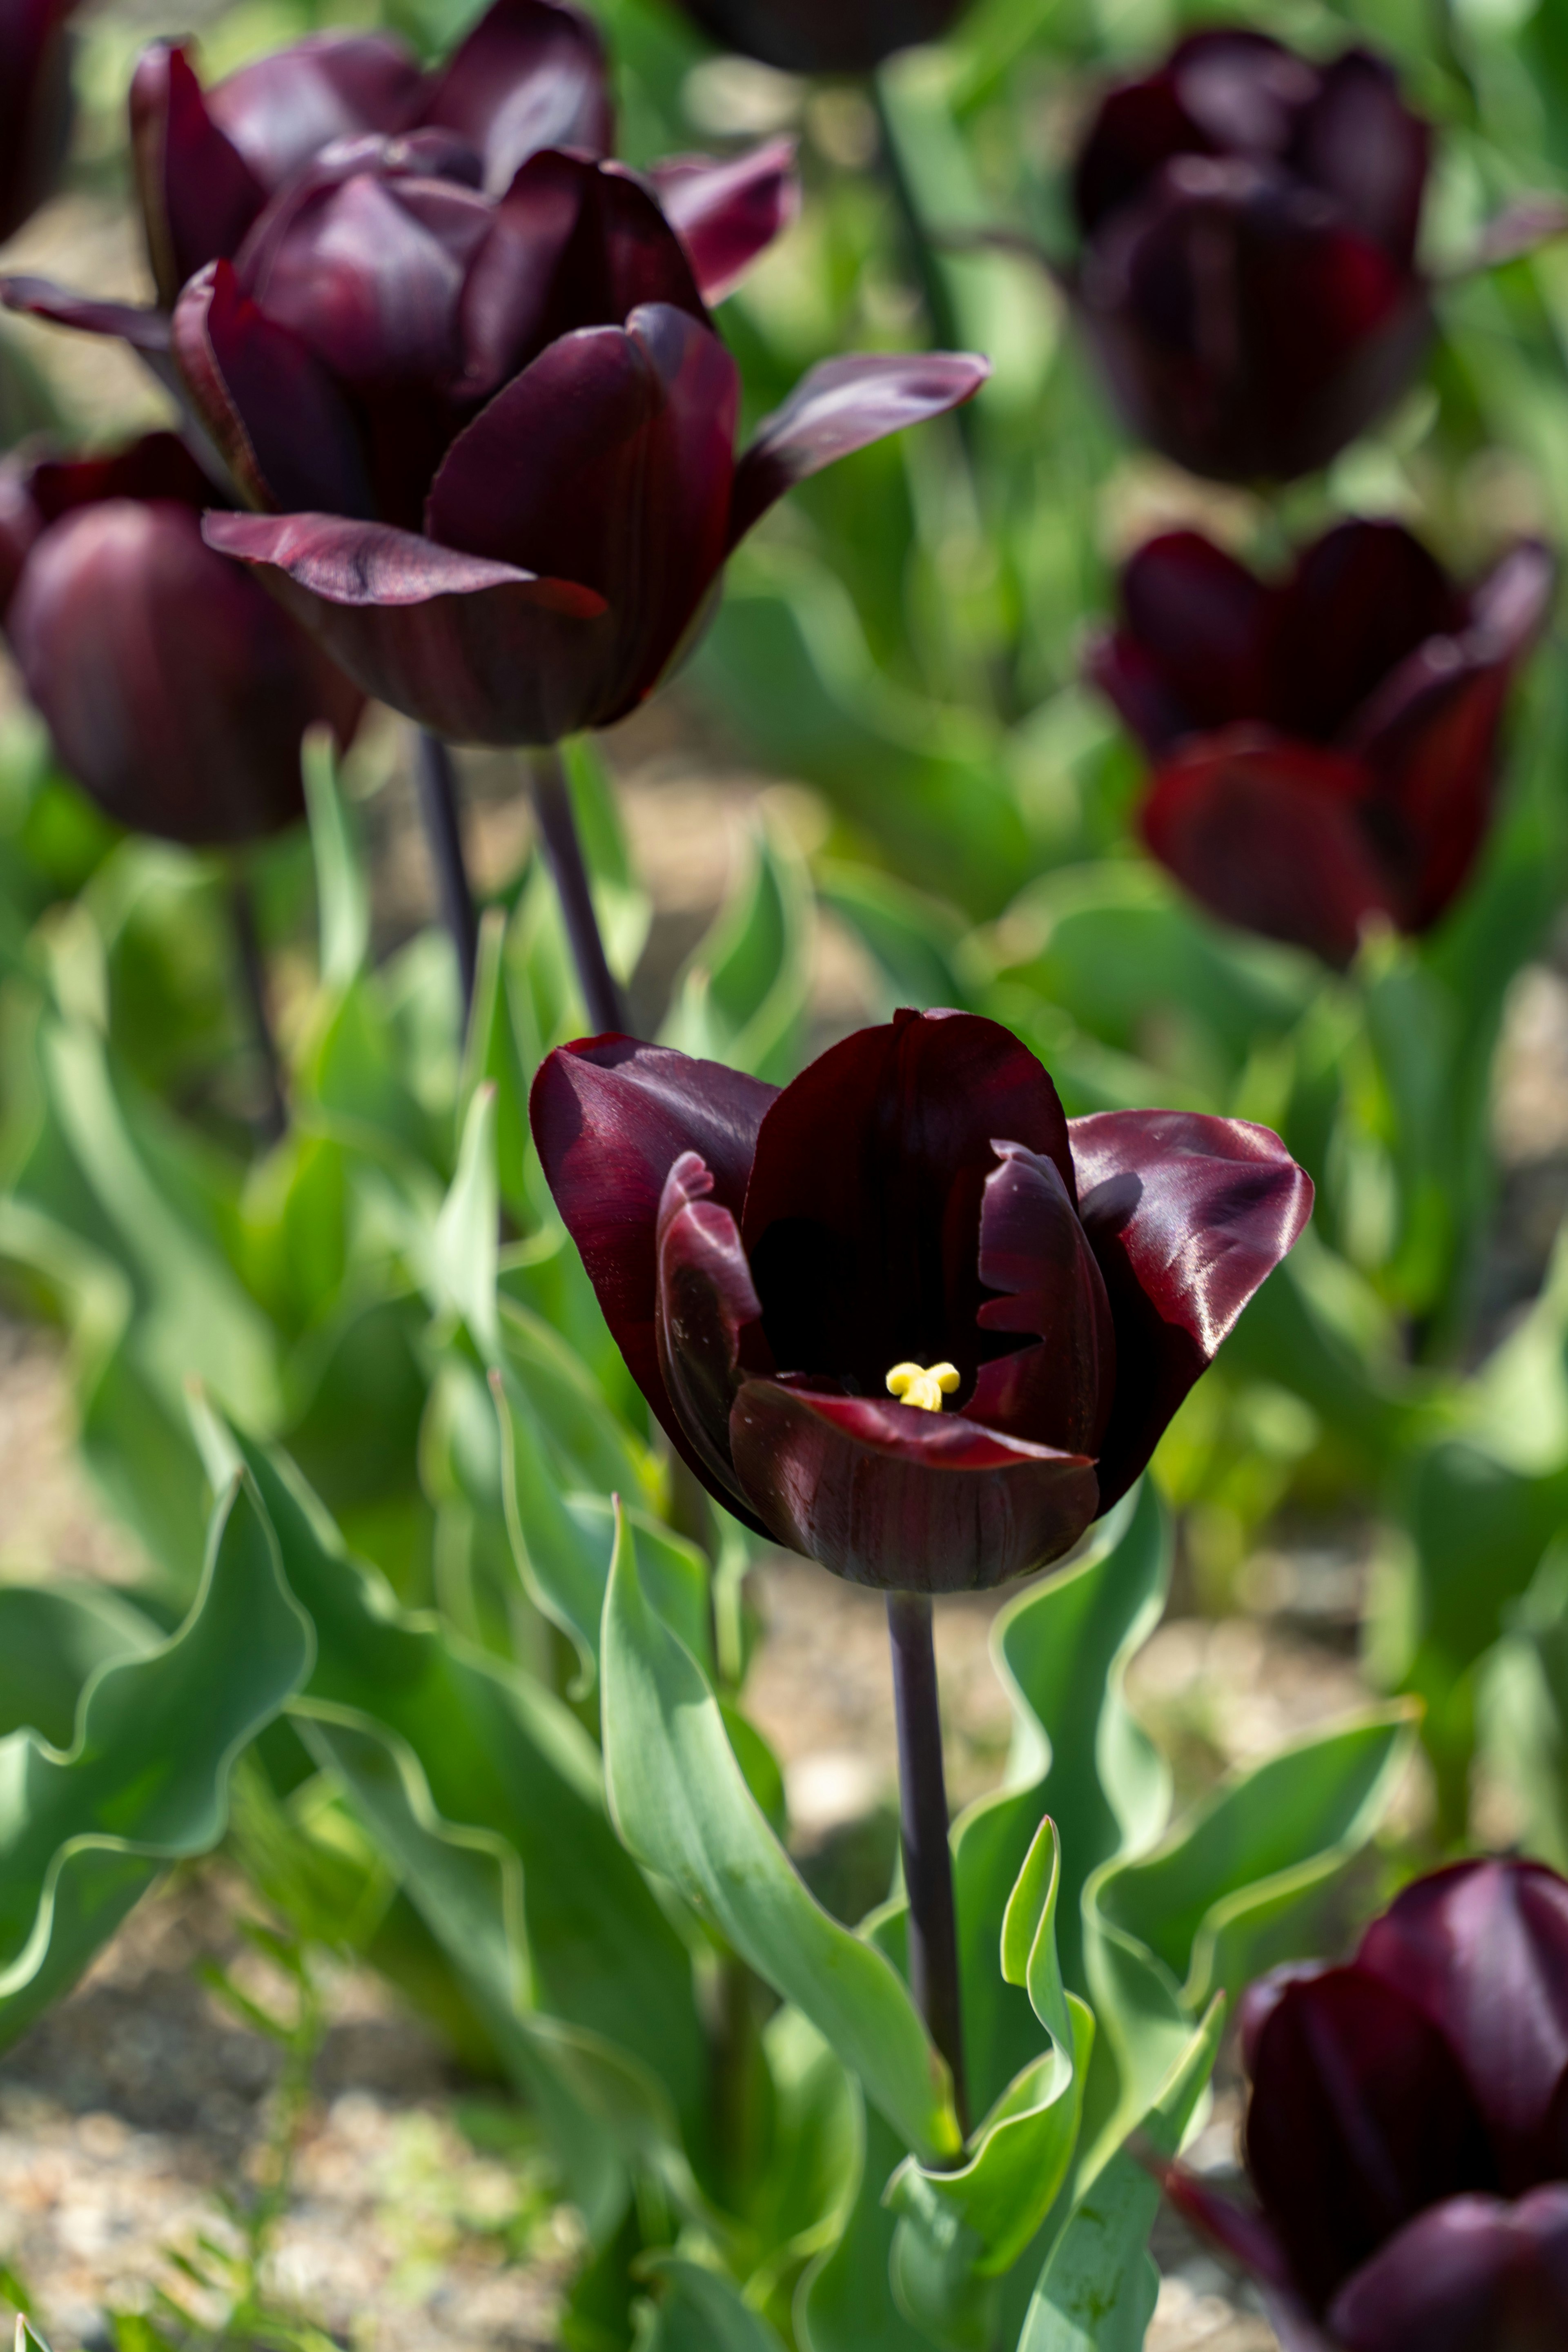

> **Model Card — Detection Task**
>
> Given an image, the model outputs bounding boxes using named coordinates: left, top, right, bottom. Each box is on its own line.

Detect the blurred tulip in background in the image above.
left=0, top=0, right=76, bottom=244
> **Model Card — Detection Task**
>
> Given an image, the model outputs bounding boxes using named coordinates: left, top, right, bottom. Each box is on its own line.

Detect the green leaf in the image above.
left=0, top=1474, right=314, bottom=2045
left=633, top=2258, right=787, bottom=2352
left=798, top=2093, right=932, bottom=2352
left=303, top=726, right=369, bottom=990
left=662, top=823, right=814, bottom=1084
left=601, top=1501, right=960, bottom=2163
left=0, top=1585, right=158, bottom=1747
left=429, top=1082, right=499, bottom=1358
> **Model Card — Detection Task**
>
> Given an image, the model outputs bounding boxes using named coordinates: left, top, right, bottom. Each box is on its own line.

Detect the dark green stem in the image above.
left=227, top=868, right=287, bottom=1145
left=415, top=731, right=480, bottom=1019
left=528, top=745, right=628, bottom=1036
left=887, top=1590, right=969, bottom=2139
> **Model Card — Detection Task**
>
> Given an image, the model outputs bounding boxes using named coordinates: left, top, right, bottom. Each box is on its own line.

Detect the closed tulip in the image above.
left=530, top=1009, right=1310, bottom=1592
left=1070, top=30, right=1435, bottom=483
left=1087, top=519, right=1555, bottom=966
left=1, top=0, right=75, bottom=245
left=0, top=431, right=361, bottom=844
left=1167, top=1858, right=1568, bottom=2352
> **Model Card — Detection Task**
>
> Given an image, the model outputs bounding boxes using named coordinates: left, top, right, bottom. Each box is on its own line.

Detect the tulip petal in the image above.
left=203, top=508, right=608, bottom=743
left=1158, top=2166, right=1298, bottom=2295
left=25, top=429, right=214, bottom=520
left=1329, top=2187, right=1568, bottom=2352
left=459, top=153, right=706, bottom=399
left=0, top=0, right=72, bottom=245
left=1270, top=517, right=1464, bottom=743
left=131, top=45, right=267, bottom=303
left=423, top=0, right=612, bottom=192
left=728, top=352, right=990, bottom=546
left=674, top=0, right=963, bottom=75
left=1349, top=540, right=1555, bottom=932
left=741, top=1009, right=1074, bottom=1398
left=1140, top=727, right=1396, bottom=964
left=652, top=140, right=800, bottom=305
left=655, top=1152, right=767, bottom=1507
left=1102, top=530, right=1274, bottom=746
left=531, top=1039, right=778, bottom=1525
left=430, top=303, right=737, bottom=729
left=728, top=1379, right=1098, bottom=1591
left=1246, top=1966, right=1497, bottom=2313
left=173, top=261, right=375, bottom=517
left=206, top=32, right=425, bottom=196
left=970, top=1141, right=1116, bottom=1455
left=1356, top=1858, right=1568, bottom=2194
left=1067, top=1104, right=1312, bottom=1506
left=0, top=274, right=171, bottom=352
left=1294, top=48, right=1430, bottom=270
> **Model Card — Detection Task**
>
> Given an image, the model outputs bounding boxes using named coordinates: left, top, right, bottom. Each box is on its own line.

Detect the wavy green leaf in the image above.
left=634, top=2256, right=788, bottom=2352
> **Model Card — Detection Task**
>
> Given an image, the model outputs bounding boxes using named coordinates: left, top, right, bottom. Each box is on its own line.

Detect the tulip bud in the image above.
left=1, top=433, right=361, bottom=845
left=1070, top=31, right=1435, bottom=483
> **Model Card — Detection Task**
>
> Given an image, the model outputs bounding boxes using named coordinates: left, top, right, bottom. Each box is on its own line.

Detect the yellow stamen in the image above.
left=886, top=1361, right=960, bottom=1413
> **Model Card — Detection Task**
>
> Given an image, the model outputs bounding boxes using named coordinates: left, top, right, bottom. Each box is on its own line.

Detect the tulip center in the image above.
left=886, top=1361, right=960, bottom=1413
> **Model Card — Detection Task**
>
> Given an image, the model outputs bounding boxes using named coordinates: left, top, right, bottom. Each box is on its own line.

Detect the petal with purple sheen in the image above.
left=1356, top=1859, right=1568, bottom=2193
left=1270, top=518, right=1464, bottom=744
left=741, top=1010, right=1074, bottom=1397
left=652, top=140, right=800, bottom=305
left=1115, top=530, right=1274, bottom=737
left=8, top=498, right=360, bottom=846
left=430, top=304, right=737, bottom=730
left=203, top=509, right=607, bottom=743
left=1067, top=1105, right=1312, bottom=1506
left=728, top=1380, right=1099, bottom=1592
left=655, top=1152, right=767, bottom=1509
left=0, top=275, right=170, bottom=352
left=1246, top=1966, right=1497, bottom=2312
left=423, top=0, right=611, bottom=192
left=1140, top=728, right=1396, bottom=965
left=728, top=352, right=990, bottom=546
left=207, top=32, right=424, bottom=196
left=1329, top=2187, right=1568, bottom=2352
left=1072, top=64, right=1211, bottom=237
left=459, top=153, right=705, bottom=400
left=1292, top=48, right=1430, bottom=269
left=173, top=262, right=374, bottom=517
left=970, top=1142, right=1116, bottom=1455
left=131, top=45, right=266, bottom=303
left=1240, top=1961, right=1330, bottom=2075
left=530, top=1039, right=777, bottom=1513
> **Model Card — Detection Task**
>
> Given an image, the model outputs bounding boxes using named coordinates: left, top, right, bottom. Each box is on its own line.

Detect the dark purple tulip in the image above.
left=529, top=1009, right=1310, bottom=1592
left=0, top=0, right=75, bottom=244
left=0, top=432, right=361, bottom=845
left=672, top=0, right=964, bottom=79
left=1070, top=31, right=1435, bottom=482
left=1168, top=1859, right=1568, bottom=2352
left=1087, top=520, right=1555, bottom=967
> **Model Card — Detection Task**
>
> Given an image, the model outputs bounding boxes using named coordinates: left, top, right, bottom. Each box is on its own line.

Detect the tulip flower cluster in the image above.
left=1170, top=1858, right=1568, bottom=2352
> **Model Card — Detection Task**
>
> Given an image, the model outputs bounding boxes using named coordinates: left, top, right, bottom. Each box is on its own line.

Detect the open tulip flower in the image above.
left=530, top=1008, right=1311, bottom=1592
left=0, top=431, right=361, bottom=844
left=1167, top=1858, right=1568, bottom=2352
left=1, top=0, right=76, bottom=245
left=1070, top=30, right=1434, bottom=483
left=1088, top=519, right=1556, bottom=967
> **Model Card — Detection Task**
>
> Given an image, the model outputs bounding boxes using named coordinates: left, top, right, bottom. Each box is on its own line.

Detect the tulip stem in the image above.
left=871, top=77, right=967, bottom=369
left=415, top=732, right=480, bottom=1019
left=227, top=870, right=287, bottom=1147
left=528, top=746, right=628, bottom=1036
left=886, top=1590, right=969, bottom=2140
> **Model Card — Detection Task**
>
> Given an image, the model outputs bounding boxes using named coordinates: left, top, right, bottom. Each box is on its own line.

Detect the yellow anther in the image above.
left=886, top=1361, right=960, bottom=1413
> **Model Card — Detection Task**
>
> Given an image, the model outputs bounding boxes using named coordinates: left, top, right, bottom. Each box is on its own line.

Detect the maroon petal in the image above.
left=0, top=0, right=73, bottom=245
left=1, top=275, right=171, bottom=352
left=0, top=454, right=42, bottom=617
left=1356, top=1860, right=1568, bottom=2194
left=1160, top=2167, right=1297, bottom=2295
left=1292, top=48, right=1430, bottom=270
left=651, top=140, right=800, bottom=305
left=1082, top=624, right=1195, bottom=763
left=206, top=32, right=424, bottom=196
left=1270, top=519, right=1465, bottom=744
left=1329, top=2188, right=1568, bottom=2352
left=1348, top=540, right=1555, bottom=933
left=1141, top=727, right=1397, bottom=965
left=203, top=508, right=607, bottom=744
left=430, top=303, right=737, bottom=729
left=459, top=153, right=706, bottom=401
left=172, top=261, right=374, bottom=517
left=530, top=1038, right=777, bottom=1519
left=422, top=0, right=611, bottom=193
left=1067, top=1105, right=1312, bottom=1507
left=130, top=44, right=267, bottom=303
left=7, top=497, right=360, bottom=846
left=740, top=1010, right=1074, bottom=1399
left=728, top=1379, right=1098, bottom=1592
left=1241, top=1961, right=1330, bottom=2075
left=24, top=428, right=213, bottom=520
left=1113, top=530, right=1274, bottom=739
left=1071, top=28, right=1316, bottom=235
left=1246, top=1967, right=1497, bottom=2313
left=655, top=1152, right=766, bottom=1508
left=728, top=352, right=990, bottom=546
left=969, top=1142, right=1116, bottom=1456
